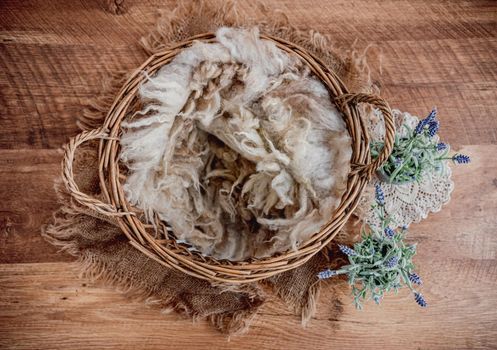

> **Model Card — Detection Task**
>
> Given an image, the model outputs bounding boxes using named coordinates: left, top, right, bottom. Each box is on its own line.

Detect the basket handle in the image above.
left=336, top=93, right=395, bottom=179
left=61, top=128, right=132, bottom=217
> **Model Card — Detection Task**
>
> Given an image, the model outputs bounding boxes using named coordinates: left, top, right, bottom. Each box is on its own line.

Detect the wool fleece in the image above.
left=120, top=27, right=352, bottom=261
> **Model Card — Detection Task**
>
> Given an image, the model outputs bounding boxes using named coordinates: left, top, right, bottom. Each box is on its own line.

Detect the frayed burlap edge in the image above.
left=43, top=171, right=266, bottom=336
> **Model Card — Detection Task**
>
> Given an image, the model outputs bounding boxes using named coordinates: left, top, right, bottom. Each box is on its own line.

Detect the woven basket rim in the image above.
left=62, top=32, right=395, bottom=284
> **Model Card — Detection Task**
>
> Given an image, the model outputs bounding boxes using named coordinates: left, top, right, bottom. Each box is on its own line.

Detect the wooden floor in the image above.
left=1, top=0, right=496, bottom=349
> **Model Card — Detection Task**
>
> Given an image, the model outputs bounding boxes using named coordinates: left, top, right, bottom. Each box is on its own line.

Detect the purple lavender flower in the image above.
left=384, top=227, right=395, bottom=238
left=426, top=107, right=437, bottom=122
left=338, top=244, right=357, bottom=257
left=414, top=107, right=437, bottom=134
left=414, top=292, right=427, bottom=307
left=375, top=184, right=385, bottom=206
left=394, top=156, right=403, bottom=167
left=427, top=120, right=440, bottom=138
left=409, top=272, right=423, bottom=285
left=414, top=121, right=427, bottom=135
left=384, top=256, right=399, bottom=268
left=452, top=154, right=470, bottom=164
left=317, top=269, right=338, bottom=280
left=436, top=142, right=447, bottom=151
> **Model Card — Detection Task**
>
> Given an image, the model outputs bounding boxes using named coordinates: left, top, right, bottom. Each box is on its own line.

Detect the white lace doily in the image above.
left=356, top=109, right=454, bottom=228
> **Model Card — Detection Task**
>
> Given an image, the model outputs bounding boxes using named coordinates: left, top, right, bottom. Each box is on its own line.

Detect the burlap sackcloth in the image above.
left=43, top=0, right=376, bottom=335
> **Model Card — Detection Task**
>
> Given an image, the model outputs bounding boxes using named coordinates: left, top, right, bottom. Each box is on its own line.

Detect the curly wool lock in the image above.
left=119, top=27, right=352, bottom=261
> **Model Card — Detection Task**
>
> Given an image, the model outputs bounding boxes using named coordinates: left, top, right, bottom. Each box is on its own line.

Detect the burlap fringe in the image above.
left=104, top=0, right=128, bottom=15
left=43, top=200, right=264, bottom=335
left=77, top=71, right=129, bottom=131
left=140, top=0, right=377, bottom=95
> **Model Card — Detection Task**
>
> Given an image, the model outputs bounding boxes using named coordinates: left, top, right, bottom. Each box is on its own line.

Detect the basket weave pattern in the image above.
left=62, top=33, right=395, bottom=283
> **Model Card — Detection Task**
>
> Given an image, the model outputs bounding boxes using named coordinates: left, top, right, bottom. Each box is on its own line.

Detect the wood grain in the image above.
left=0, top=0, right=496, bottom=349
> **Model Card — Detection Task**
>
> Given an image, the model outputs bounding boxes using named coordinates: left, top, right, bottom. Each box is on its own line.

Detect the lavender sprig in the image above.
left=427, top=120, right=439, bottom=138
left=385, top=255, right=399, bottom=268
left=384, top=227, right=395, bottom=238
left=375, top=184, right=385, bottom=206
left=414, top=108, right=437, bottom=134
left=371, top=107, right=469, bottom=184
left=414, top=292, right=427, bottom=307
left=436, top=142, right=447, bottom=151
left=320, top=207, right=426, bottom=309
left=317, top=269, right=338, bottom=280
left=452, top=154, right=470, bottom=164
left=409, top=272, right=423, bottom=285
left=338, top=244, right=357, bottom=257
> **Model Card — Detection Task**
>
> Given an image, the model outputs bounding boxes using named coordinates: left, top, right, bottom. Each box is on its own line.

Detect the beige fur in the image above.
left=120, top=27, right=352, bottom=261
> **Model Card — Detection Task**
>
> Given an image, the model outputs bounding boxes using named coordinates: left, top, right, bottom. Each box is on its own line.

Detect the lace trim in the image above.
left=356, top=109, right=454, bottom=228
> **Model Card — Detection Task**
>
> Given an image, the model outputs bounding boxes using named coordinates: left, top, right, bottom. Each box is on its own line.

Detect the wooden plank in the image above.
left=0, top=259, right=495, bottom=350
left=1, top=145, right=494, bottom=264
left=0, top=150, right=70, bottom=263
left=0, top=1, right=496, bottom=148
left=0, top=146, right=495, bottom=349
left=0, top=0, right=496, bottom=348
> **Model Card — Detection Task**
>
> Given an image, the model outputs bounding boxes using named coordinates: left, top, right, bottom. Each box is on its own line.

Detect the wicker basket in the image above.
left=62, top=33, right=395, bottom=284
